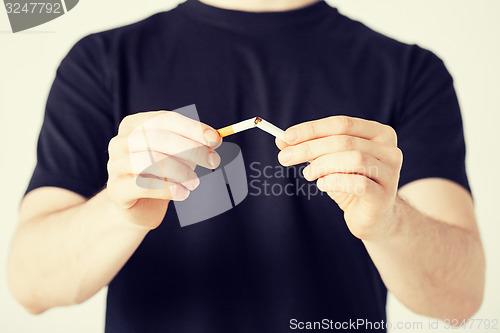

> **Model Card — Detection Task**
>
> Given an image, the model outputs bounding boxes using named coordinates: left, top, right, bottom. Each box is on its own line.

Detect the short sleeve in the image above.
left=395, top=46, right=471, bottom=193
left=25, top=34, right=115, bottom=199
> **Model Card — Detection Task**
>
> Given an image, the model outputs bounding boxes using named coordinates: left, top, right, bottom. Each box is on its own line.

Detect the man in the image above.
left=7, top=0, right=485, bottom=332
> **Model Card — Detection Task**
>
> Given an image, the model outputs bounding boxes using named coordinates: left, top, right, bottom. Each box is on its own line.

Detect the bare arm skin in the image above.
left=366, top=179, right=484, bottom=320
left=8, top=188, right=149, bottom=314
left=7, top=111, right=221, bottom=314
left=277, top=116, right=485, bottom=320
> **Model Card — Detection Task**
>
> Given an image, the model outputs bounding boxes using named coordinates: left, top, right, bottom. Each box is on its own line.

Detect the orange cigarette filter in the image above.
left=217, top=118, right=256, bottom=138
left=217, top=125, right=235, bottom=138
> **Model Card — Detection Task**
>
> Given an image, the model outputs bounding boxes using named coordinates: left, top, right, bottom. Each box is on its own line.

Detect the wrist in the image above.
left=363, top=195, right=404, bottom=244
left=385, top=195, right=404, bottom=239
left=102, top=189, right=163, bottom=233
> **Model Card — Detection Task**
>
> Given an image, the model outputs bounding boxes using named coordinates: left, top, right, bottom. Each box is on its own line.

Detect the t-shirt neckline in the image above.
left=179, top=0, right=338, bottom=30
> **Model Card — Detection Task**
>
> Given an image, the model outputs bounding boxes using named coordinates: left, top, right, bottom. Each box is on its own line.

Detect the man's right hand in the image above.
left=8, top=111, right=221, bottom=312
left=106, top=111, right=222, bottom=229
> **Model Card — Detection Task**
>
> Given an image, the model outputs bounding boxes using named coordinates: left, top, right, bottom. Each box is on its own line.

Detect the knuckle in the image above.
left=390, top=147, right=403, bottom=166
left=107, top=156, right=128, bottom=179
left=106, top=168, right=116, bottom=185
left=163, top=111, right=180, bottom=123
left=395, top=147, right=403, bottom=161
left=119, top=115, right=135, bottom=131
left=387, top=125, right=397, bottom=137
left=340, top=136, right=354, bottom=150
left=308, top=123, right=318, bottom=139
left=384, top=125, right=398, bottom=142
left=108, top=136, right=125, bottom=156
left=351, top=150, right=365, bottom=165
left=106, top=159, right=115, bottom=175
left=302, top=142, right=314, bottom=160
left=337, top=116, right=352, bottom=132
left=108, top=137, right=118, bottom=154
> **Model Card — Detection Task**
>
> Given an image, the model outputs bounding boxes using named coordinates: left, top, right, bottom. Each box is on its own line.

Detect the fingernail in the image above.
left=190, top=177, right=200, bottom=189
left=208, top=151, right=221, bottom=169
left=302, top=166, right=309, bottom=179
left=284, top=129, right=297, bottom=143
left=278, top=150, right=291, bottom=164
left=316, top=178, right=324, bottom=190
left=204, top=130, right=219, bottom=145
left=172, top=183, right=189, bottom=201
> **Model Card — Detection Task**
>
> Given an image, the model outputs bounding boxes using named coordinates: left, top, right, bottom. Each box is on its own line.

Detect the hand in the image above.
left=276, top=116, right=403, bottom=241
left=107, top=111, right=221, bottom=229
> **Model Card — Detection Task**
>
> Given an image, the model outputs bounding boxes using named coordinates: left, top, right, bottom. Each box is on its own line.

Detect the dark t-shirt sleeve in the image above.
left=25, top=34, right=115, bottom=199
left=396, top=46, right=471, bottom=193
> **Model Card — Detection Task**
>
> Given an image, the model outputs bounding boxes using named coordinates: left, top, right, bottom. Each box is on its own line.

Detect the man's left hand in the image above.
left=276, top=116, right=403, bottom=241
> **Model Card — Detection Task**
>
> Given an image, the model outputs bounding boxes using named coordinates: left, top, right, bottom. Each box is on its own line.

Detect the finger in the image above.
left=109, top=176, right=190, bottom=209
left=284, top=116, right=397, bottom=146
left=128, top=150, right=196, bottom=172
left=275, top=137, right=289, bottom=150
left=131, top=153, right=200, bottom=190
left=118, top=111, right=169, bottom=136
left=109, top=137, right=197, bottom=170
left=303, top=151, right=387, bottom=183
left=278, top=135, right=392, bottom=166
left=128, top=129, right=221, bottom=169
left=108, top=153, right=199, bottom=191
left=316, top=173, right=383, bottom=201
left=134, top=174, right=193, bottom=197
left=135, top=177, right=190, bottom=201
left=142, top=111, right=222, bottom=148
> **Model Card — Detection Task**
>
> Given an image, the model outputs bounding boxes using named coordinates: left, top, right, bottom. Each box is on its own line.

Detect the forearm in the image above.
left=363, top=195, right=485, bottom=320
left=7, top=189, right=151, bottom=313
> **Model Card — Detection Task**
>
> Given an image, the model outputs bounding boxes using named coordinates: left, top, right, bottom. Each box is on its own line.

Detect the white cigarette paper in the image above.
left=254, top=118, right=285, bottom=141
left=231, top=118, right=256, bottom=134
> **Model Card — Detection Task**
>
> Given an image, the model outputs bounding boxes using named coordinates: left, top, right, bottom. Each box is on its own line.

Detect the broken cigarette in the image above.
left=217, top=117, right=285, bottom=141
left=254, top=117, right=285, bottom=141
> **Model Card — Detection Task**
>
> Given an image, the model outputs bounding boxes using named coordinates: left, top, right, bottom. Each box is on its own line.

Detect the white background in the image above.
left=1, top=1, right=499, bottom=332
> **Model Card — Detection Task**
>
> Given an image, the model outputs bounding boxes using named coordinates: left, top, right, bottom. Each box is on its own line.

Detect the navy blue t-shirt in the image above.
left=26, top=0, right=470, bottom=332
